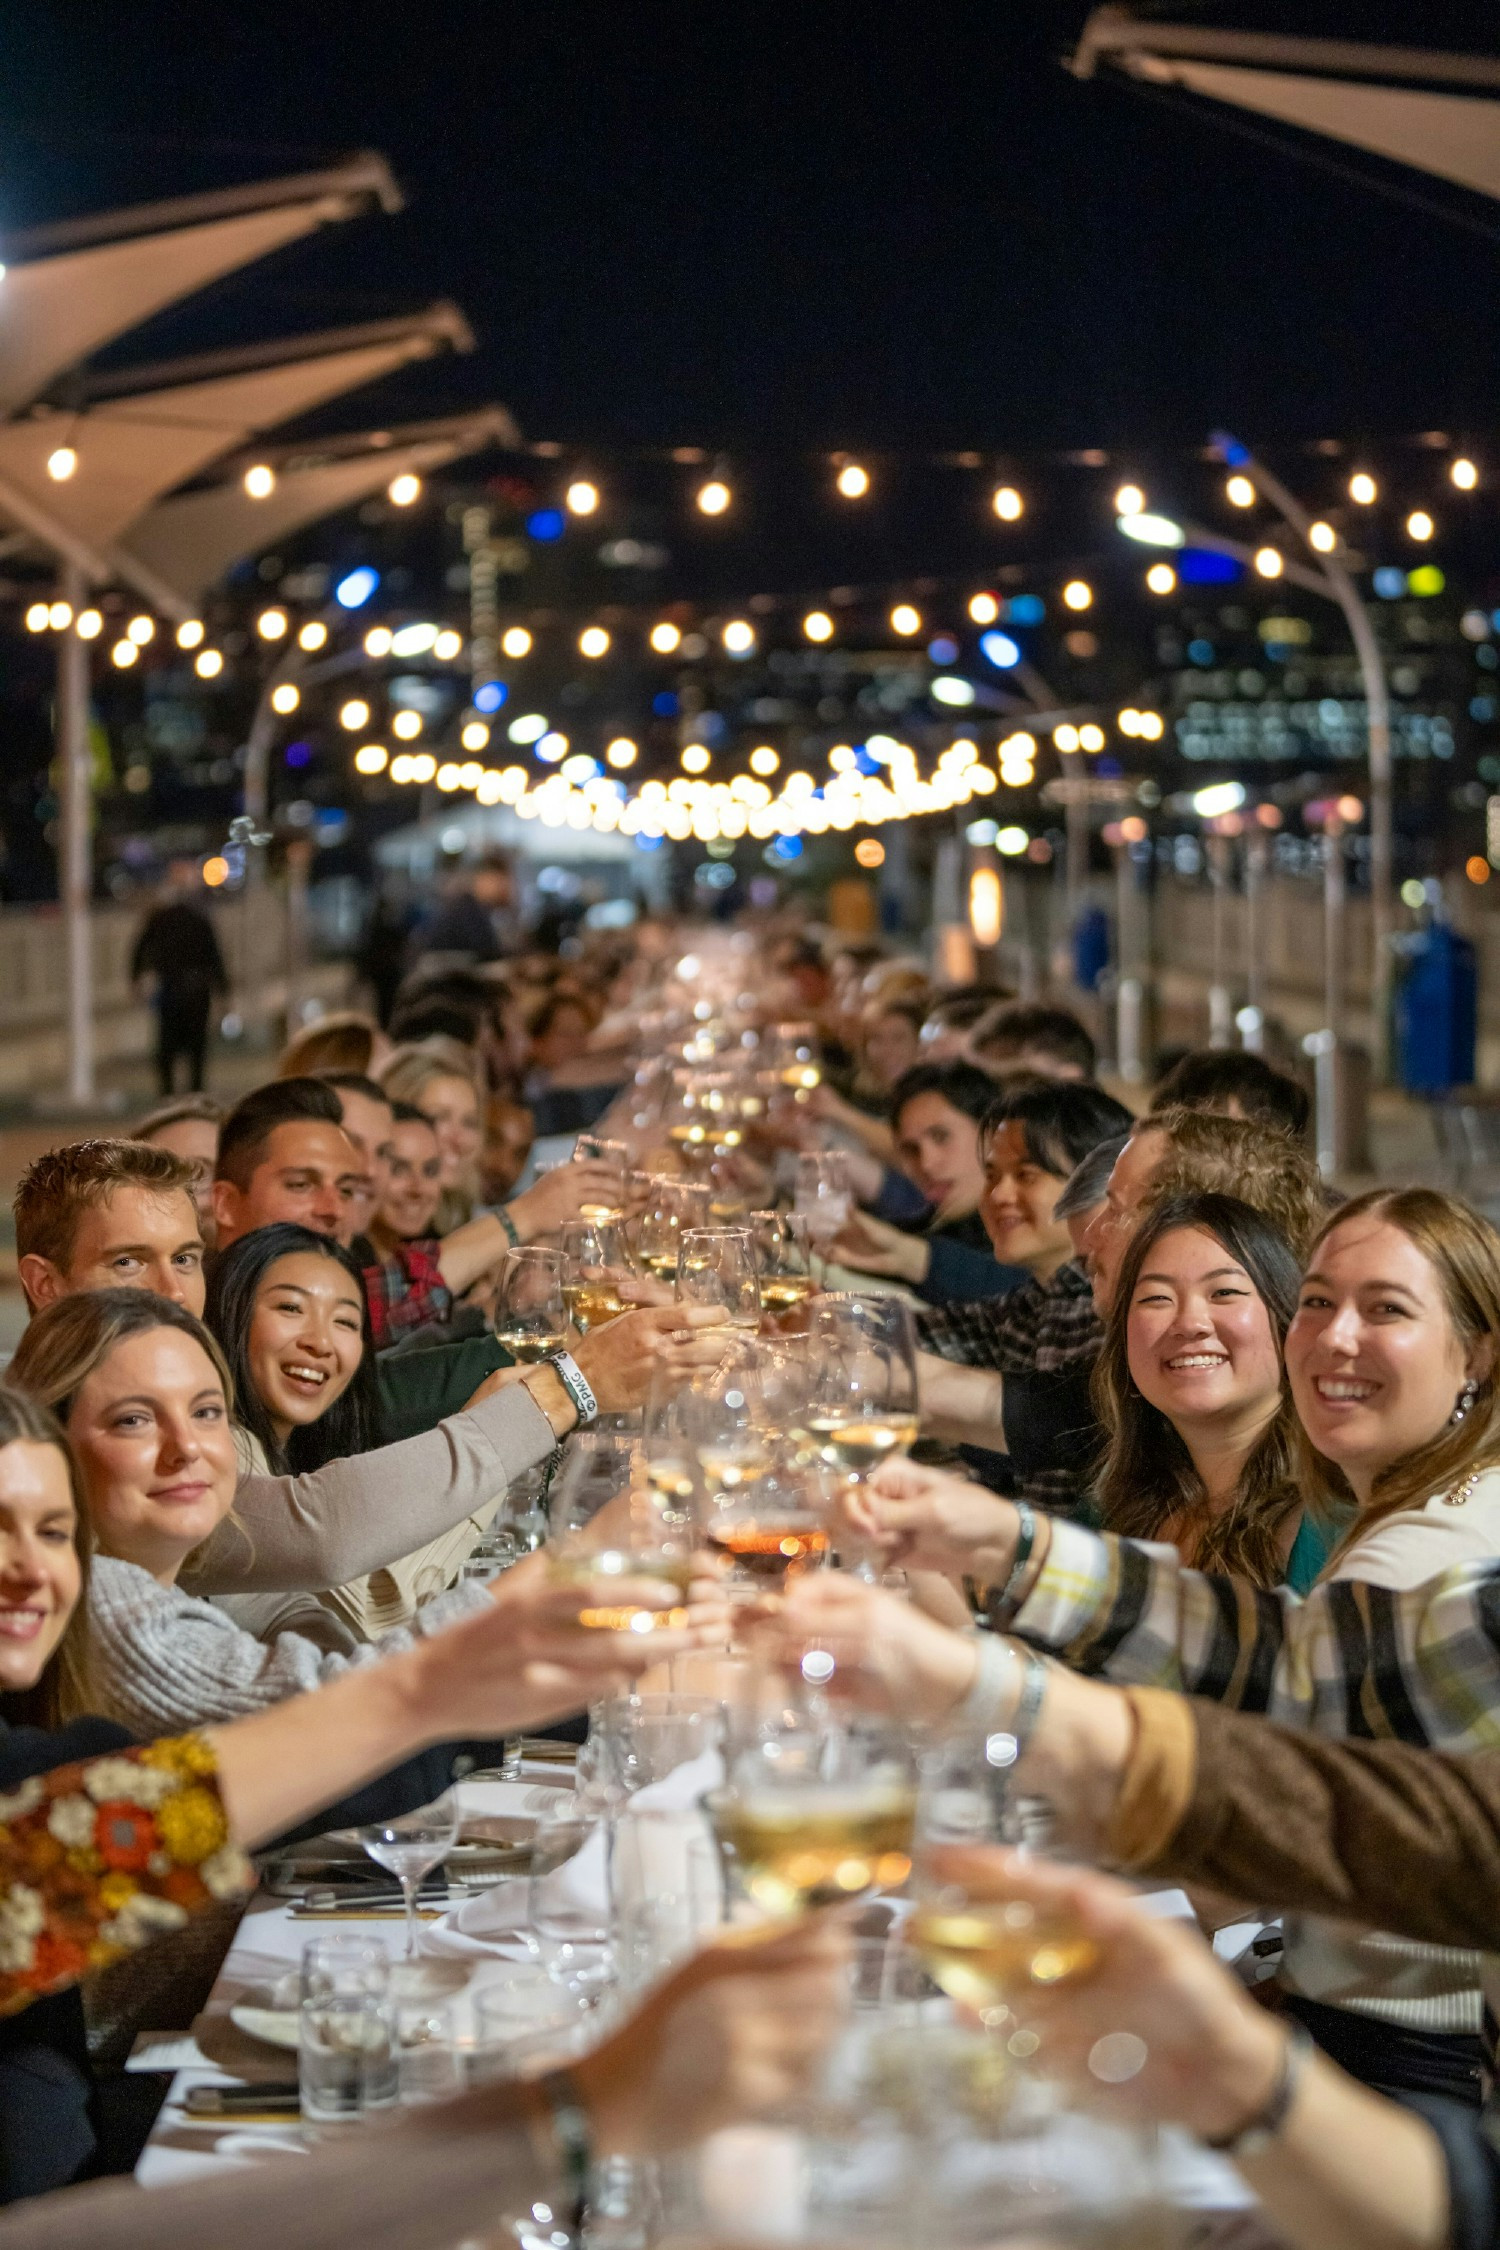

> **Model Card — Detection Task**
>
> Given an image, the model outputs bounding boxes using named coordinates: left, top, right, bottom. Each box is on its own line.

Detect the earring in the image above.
left=1452, top=1379, right=1479, bottom=1425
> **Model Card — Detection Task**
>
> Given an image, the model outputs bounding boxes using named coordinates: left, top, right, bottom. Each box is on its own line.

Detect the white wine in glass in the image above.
left=713, top=1780, right=916, bottom=1913
left=808, top=1412, right=920, bottom=1475
left=908, top=1898, right=1099, bottom=2012
left=494, top=1246, right=568, bottom=1364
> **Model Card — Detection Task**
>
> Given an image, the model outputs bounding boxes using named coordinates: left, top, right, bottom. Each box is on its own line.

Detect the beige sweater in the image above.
left=186, top=1381, right=556, bottom=1595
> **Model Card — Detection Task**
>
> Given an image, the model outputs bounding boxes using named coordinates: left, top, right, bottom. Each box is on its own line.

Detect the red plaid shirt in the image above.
left=361, top=1239, right=454, bottom=1351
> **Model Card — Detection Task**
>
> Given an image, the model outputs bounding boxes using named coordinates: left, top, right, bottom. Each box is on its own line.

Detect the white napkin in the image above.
left=421, top=1747, right=724, bottom=1961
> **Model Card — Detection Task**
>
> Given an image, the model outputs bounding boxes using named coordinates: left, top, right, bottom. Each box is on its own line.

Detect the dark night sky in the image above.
left=2, top=0, right=1500, bottom=461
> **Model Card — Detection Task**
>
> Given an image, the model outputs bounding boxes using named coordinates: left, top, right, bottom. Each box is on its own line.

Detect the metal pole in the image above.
left=1063, top=761, right=1088, bottom=925
left=1215, top=437, right=1393, bottom=1078
left=1241, top=827, right=1267, bottom=1048
left=57, top=565, right=95, bottom=1105
left=1206, top=832, right=1233, bottom=1045
left=1114, top=841, right=1144, bottom=1083
left=1324, top=810, right=1346, bottom=1044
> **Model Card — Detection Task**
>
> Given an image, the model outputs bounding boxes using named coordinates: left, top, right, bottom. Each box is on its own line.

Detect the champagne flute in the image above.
left=493, top=1245, right=568, bottom=1363
left=677, top=1227, right=761, bottom=1331
left=573, top=1135, right=630, bottom=1225
left=357, top=1792, right=462, bottom=1961
left=907, top=1733, right=1096, bottom=2029
left=560, top=1220, right=629, bottom=1332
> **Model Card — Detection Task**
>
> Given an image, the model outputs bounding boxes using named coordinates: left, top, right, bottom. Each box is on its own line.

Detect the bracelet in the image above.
left=497, top=1206, right=521, bottom=1249
left=1203, top=2021, right=1313, bottom=2158
left=547, top=1349, right=599, bottom=1428
left=983, top=1647, right=1049, bottom=1771
left=965, top=1501, right=1037, bottom=1633
left=537, top=2066, right=593, bottom=2232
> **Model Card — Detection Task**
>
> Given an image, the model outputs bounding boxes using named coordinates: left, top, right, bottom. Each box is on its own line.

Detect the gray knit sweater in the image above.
left=88, top=1554, right=494, bottom=1736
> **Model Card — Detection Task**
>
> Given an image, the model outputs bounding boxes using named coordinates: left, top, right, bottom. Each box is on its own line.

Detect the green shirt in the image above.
left=376, top=1333, right=514, bottom=1445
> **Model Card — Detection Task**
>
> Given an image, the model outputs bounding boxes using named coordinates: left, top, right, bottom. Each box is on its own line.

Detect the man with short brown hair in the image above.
left=14, top=1139, right=205, bottom=1314
left=212, top=1078, right=363, bottom=1251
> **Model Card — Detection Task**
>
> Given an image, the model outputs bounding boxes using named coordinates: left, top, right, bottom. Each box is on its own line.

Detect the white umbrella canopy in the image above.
left=0, top=155, right=401, bottom=418
left=118, top=406, right=519, bottom=606
left=1070, top=12, right=1500, bottom=202
left=0, top=317, right=469, bottom=553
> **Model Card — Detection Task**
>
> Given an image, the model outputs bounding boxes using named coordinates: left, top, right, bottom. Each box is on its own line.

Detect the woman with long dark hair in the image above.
left=205, top=1223, right=378, bottom=1476
left=1094, top=1190, right=1337, bottom=1590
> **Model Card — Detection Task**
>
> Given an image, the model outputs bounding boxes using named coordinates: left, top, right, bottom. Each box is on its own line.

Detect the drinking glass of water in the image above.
left=358, top=1791, right=461, bottom=1960
left=298, top=1935, right=397, bottom=2124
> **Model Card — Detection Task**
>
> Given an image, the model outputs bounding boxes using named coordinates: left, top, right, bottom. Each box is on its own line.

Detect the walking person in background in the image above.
left=130, top=860, right=229, bottom=1096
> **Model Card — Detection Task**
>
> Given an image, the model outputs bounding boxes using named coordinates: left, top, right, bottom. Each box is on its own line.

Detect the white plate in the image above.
left=229, top=2004, right=299, bottom=2052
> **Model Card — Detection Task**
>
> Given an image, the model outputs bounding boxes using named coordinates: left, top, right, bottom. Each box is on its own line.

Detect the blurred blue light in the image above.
left=1373, top=567, right=1406, bottom=600
left=927, top=634, right=960, bottom=665
left=767, top=835, right=803, bottom=862
left=1213, top=430, right=1252, bottom=468
left=334, top=567, right=379, bottom=609
left=854, top=748, right=880, bottom=775
left=980, top=630, right=1021, bottom=669
left=636, top=833, right=664, bottom=852
left=526, top=509, right=565, bottom=541
left=1178, top=549, right=1242, bottom=585
left=1006, top=594, right=1045, bottom=625
left=284, top=741, right=312, bottom=768
left=652, top=690, right=679, bottom=717
left=474, top=682, right=507, bottom=713
left=1187, top=639, right=1216, bottom=666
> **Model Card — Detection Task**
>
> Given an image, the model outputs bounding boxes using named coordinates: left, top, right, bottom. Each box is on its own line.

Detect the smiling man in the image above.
left=211, top=1078, right=364, bottom=1252
left=15, top=1140, right=206, bottom=1315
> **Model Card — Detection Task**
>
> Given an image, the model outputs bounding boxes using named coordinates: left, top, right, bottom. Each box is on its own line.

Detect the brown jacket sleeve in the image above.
left=1144, top=1697, right=1500, bottom=1949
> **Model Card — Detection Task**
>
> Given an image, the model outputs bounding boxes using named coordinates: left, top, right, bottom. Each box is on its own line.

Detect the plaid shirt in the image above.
left=361, top=1239, right=454, bottom=1352
left=916, top=1258, right=1101, bottom=1376
left=1012, top=1516, right=1500, bottom=1750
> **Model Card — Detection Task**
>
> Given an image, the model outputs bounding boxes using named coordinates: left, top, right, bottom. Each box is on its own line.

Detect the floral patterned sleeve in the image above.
left=0, top=1733, right=253, bottom=2016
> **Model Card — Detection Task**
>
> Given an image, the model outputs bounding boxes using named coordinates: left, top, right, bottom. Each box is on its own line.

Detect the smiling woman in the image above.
left=205, top=1225, right=377, bottom=1476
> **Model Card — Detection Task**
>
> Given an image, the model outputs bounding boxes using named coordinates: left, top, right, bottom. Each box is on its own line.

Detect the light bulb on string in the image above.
left=696, top=478, right=731, bottom=516
left=578, top=625, right=610, bottom=658
left=501, top=626, right=533, bottom=658
left=835, top=462, right=870, bottom=499
left=270, top=683, right=300, bottom=715
left=1224, top=475, right=1255, bottom=508
left=889, top=604, right=921, bottom=636
left=1062, top=580, right=1092, bottom=611
left=802, top=610, right=834, bottom=642
left=176, top=620, right=205, bottom=650
left=968, top=592, right=1000, bottom=625
left=1114, top=483, right=1145, bottom=516
left=1348, top=471, right=1378, bottom=505
left=1308, top=521, right=1336, bottom=554
left=1451, top=457, right=1479, bottom=490
left=46, top=445, right=77, bottom=482
left=1254, top=547, right=1283, bottom=578
left=298, top=620, right=328, bottom=652
left=243, top=463, right=275, bottom=500
left=649, top=621, right=682, bottom=653
left=565, top=478, right=599, bottom=515
left=387, top=473, right=422, bottom=506
left=992, top=485, right=1023, bottom=521
left=1406, top=510, right=1435, bottom=542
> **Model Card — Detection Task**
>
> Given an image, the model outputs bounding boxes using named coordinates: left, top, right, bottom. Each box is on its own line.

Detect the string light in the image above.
left=578, top=626, right=610, bottom=658
left=1451, top=457, right=1479, bottom=490
left=257, top=608, right=288, bottom=639
left=802, top=610, right=834, bottom=642
left=1078, top=723, right=1106, bottom=751
left=410, top=753, right=436, bottom=784
left=461, top=721, right=490, bottom=751
left=243, top=463, right=275, bottom=499
left=1308, top=521, right=1337, bottom=553
left=649, top=621, right=682, bottom=653
left=606, top=738, right=637, bottom=768
left=76, top=609, right=102, bottom=641
left=195, top=648, right=223, bottom=678
left=854, top=837, right=885, bottom=867
left=111, top=639, right=137, bottom=669
left=127, top=614, right=155, bottom=645
left=387, top=473, right=422, bottom=507
left=47, top=601, right=73, bottom=631
left=1054, top=724, right=1081, bottom=751
left=392, top=709, right=423, bottom=740
left=1254, top=547, right=1284, bottom=578
left=835, top=462, right=870, bottom=499
left=696, top=479, right=731, bottom=516
left=1114, top=483, right=1145, bottom=516
left=681, top=743, right=711, bottom=773
left=355, top=743, right=389, bottom=774
left=1145, top=562, right=1176, bottom=594
left=1061, top=581, right=1092, bottom=611
left=1224, top=475, right=1256, bottom=508
left=202, top=856, right=230, bottom=888
left=750, top=746, right=780, bottom=776
left=1406, top=510, right=1435, bottom=541
left=565, top=479, right=599, bottom=515
left=176, top=620, right=205, bottom=649
left=297, top=620, right=328, bottom=652
left=501, top=626, right=533, bottom=658
left=992, top=485, right=1023, bottom=521
left=722, top=619, right=756, bottom=654
left=433, top=629, right=462, bottom=660
left=46, top=445, right=77, bottom=481
left=270, top=683, right=300, bottom=714
left=889, top=604, right=921, bottom=636
left=363, top=626, right=393, bottom=658
left=23, top=604, right=47, bottom=633
left=1348, top=471, right=1378, bottom=505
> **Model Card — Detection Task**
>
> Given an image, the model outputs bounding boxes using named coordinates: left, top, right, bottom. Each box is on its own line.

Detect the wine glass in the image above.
left=709, top=1707, right=918, bottom=1917
left=807, top=1293, right=920, bottom=1481
left=358, top=1792, right=462, bottom=1960
left=573, top=1135, right=630, bottom=1224
left=794, top=1152, right=852, bottom=1280
left=559, top=1219, right=629, bottom=1332
left=547, top=1429, right=696, bottom=1634
left=907, top=1731, right=1094, bottom=2041
left=677, top=1227, right=761, bottom=1330
left=493, top=1246, right=568, bottom=1363
left=749, top=1209, right=818, bottom=1323
left=630, top=1178, right=686, bottom=1282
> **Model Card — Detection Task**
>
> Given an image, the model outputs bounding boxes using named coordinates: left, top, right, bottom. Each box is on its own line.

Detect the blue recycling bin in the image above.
left=1072, top=905, right=1111, bottom=994
left=1395, top=922, right=1477, bottom=1093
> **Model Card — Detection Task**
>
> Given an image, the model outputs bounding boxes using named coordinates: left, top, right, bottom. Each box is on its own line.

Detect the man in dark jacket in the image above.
left=131, top=861, right=228, bottom=1095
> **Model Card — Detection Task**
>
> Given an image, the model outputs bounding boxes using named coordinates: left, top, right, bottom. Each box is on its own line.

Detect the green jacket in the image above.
left=376, top=1332, right=515, bottom=1445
